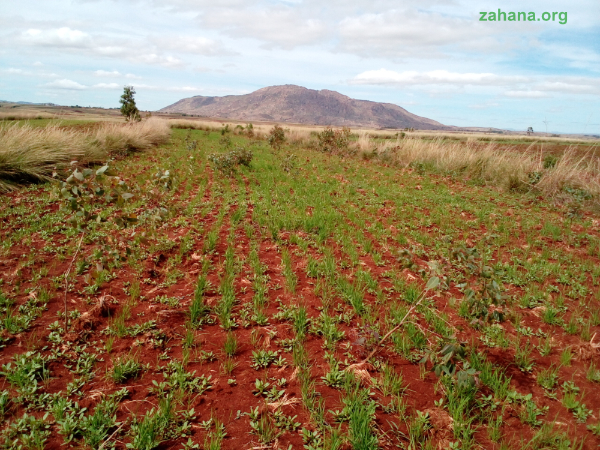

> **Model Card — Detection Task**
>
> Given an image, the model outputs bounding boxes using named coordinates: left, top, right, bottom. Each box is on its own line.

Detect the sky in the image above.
left=1, top=0, right=599, bottom=134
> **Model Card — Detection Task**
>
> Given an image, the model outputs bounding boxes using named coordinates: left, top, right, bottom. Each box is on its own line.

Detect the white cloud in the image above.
left=129, top=83, right=157, bottom=89
left=94, top=70, right=121, bottom=77
left=536, top=80, right=600, bottom=95
left=1, top=67, right=30, bottom=75
left=125, top=73, right=141, bottom=79
left=15, top=27, right=189, bottom=68
left=39, top=79, right=204, bottom=92
left=32, top=61, right=43, bottom=67
left=351, top=69, right=600, bottom=97
left=43, top=78, right=87, bottom=90
left=166, top=86, right=202, bottom=92
left=156, top=36, right=235, bottom=56
left=469, top=102, right=500, bottom=109
left=351, top=69, right=527, bottom=86
left=504, top=91, right=551, bottom=98
left=135, top=53, right=184, bottom=68
left=201, top=7, right=328, bottom=48
left=338, top=10, right=479, bottom=58
left=93, top=82, right=121, bottom=89
left=23, top=27, right=92, bottom=49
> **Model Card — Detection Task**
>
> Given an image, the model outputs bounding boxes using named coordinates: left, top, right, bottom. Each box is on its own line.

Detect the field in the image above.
left=2, top=117, right=600, bottom=450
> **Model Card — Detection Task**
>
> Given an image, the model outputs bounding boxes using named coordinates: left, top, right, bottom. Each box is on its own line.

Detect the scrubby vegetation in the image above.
left=1, top=120, right=600, bottom=449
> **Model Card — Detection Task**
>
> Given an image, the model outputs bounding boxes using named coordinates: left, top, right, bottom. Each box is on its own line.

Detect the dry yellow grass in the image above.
left=0, top=111, right=58, bottom=120
left=91, top=117, right=171, bottom=155
left=0, top=118, right=170, bottom=191
left=354, top=134, right=600, bottom=198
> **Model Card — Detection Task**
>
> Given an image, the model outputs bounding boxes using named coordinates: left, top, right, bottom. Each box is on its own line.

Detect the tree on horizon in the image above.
left=120, top=86, right=141, bottom=122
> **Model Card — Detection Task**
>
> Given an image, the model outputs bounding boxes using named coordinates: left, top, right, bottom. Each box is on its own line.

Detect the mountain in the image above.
left=159, top=85, right=449, bottom=130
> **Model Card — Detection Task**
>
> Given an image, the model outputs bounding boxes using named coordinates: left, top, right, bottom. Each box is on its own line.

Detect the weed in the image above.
left=1, top=412, right=51, bottom=449
left=377, top=363, right=406, bottom=397
left=183, top=327, right=196, bottom=348
left=292, top=305, right=309, bottom=338
left=104, top=336, right=115, bottom=353
left=220, top=358, right=237, bottom=376
left=536, top=335, right=553, bottom=357
left=223, top=331, right=238, bottom=357
left=560, top=347, right=573, bottom=366
left=189, top=273, right=211, bottom=327
left=407, top=410, right=432, bottom=449
left=537, top=365, right=559, bottom=391
left=1, top=351, right=49, bottom=401
left=343, top=384, right=378, bottom=450
left=203, top=416, right=227, bottom=450
left=488, top=413, right=503, bottom=442
left=248, top=407, right=279, bottom=444
left=312, top=312, right=345, bottom=349
left=514, top=338, right=535, bottom=372
left=587, top=361, right=600, bottom=383
left=251, top=349, right=279, bottom=370
left=111, top=354, right=142, bottom=383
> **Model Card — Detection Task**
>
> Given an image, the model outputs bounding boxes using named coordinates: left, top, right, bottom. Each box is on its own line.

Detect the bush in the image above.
left=267, top=125, right=286, bottom=150
left=208, top=147, right=253, bottom=176
left=317, top=127, right=351, bottom=153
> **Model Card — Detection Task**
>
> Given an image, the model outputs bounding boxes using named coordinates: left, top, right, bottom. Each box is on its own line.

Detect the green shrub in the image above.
left=267, top=125, right=286, bottom=150
left=317, top=127, right=351, bottom=153
left=208, top=147, right=253, bottom=176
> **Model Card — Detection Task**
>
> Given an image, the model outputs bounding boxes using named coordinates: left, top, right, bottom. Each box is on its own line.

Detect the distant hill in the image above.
left=0, top=101, right=57, bottom=106
left=159, top=85, right=449, bottom=130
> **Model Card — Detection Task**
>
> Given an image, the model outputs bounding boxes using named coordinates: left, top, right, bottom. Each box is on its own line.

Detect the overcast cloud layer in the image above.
left=1, top=0, right=599, bottom=133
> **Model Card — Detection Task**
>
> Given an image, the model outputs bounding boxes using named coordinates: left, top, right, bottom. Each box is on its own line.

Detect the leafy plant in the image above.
left=0, top=351, right=49, bottom=401
left=454, top=246, right=505, bottom=327
left=57, top=163, right=136, bottom=229
left=1, top=412, right=51, bottom=450
left=251, top=349, right=278, bottom=370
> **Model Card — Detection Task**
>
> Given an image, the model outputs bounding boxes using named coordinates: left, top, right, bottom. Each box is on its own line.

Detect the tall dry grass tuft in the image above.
left=355, top=134, right=600, bottom=199
left=536, top=148, right=600, bottom=198
left=168, top=119, right=220, bottom=131
left=0, top=118, right=170, bottom=191
left=92, top=117, right=171, bottom=155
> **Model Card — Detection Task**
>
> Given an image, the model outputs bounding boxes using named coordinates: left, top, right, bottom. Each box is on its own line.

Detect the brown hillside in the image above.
left=159, top=84, right=449, bottom=130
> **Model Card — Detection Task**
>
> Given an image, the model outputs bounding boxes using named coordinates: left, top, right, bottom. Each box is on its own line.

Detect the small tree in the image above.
left=120, top=86, right=141, bottom=122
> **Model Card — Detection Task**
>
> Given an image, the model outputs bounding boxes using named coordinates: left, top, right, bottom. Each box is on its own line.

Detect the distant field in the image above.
left=1, top=116, right=600, bottom=449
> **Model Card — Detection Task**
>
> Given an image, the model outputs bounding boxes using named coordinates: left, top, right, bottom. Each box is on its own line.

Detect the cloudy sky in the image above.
left=1, top=0, right=599, bottom=133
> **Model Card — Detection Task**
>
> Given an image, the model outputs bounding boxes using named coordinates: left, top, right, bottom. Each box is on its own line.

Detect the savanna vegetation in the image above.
left=1, top=115, right=600, bottom=449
